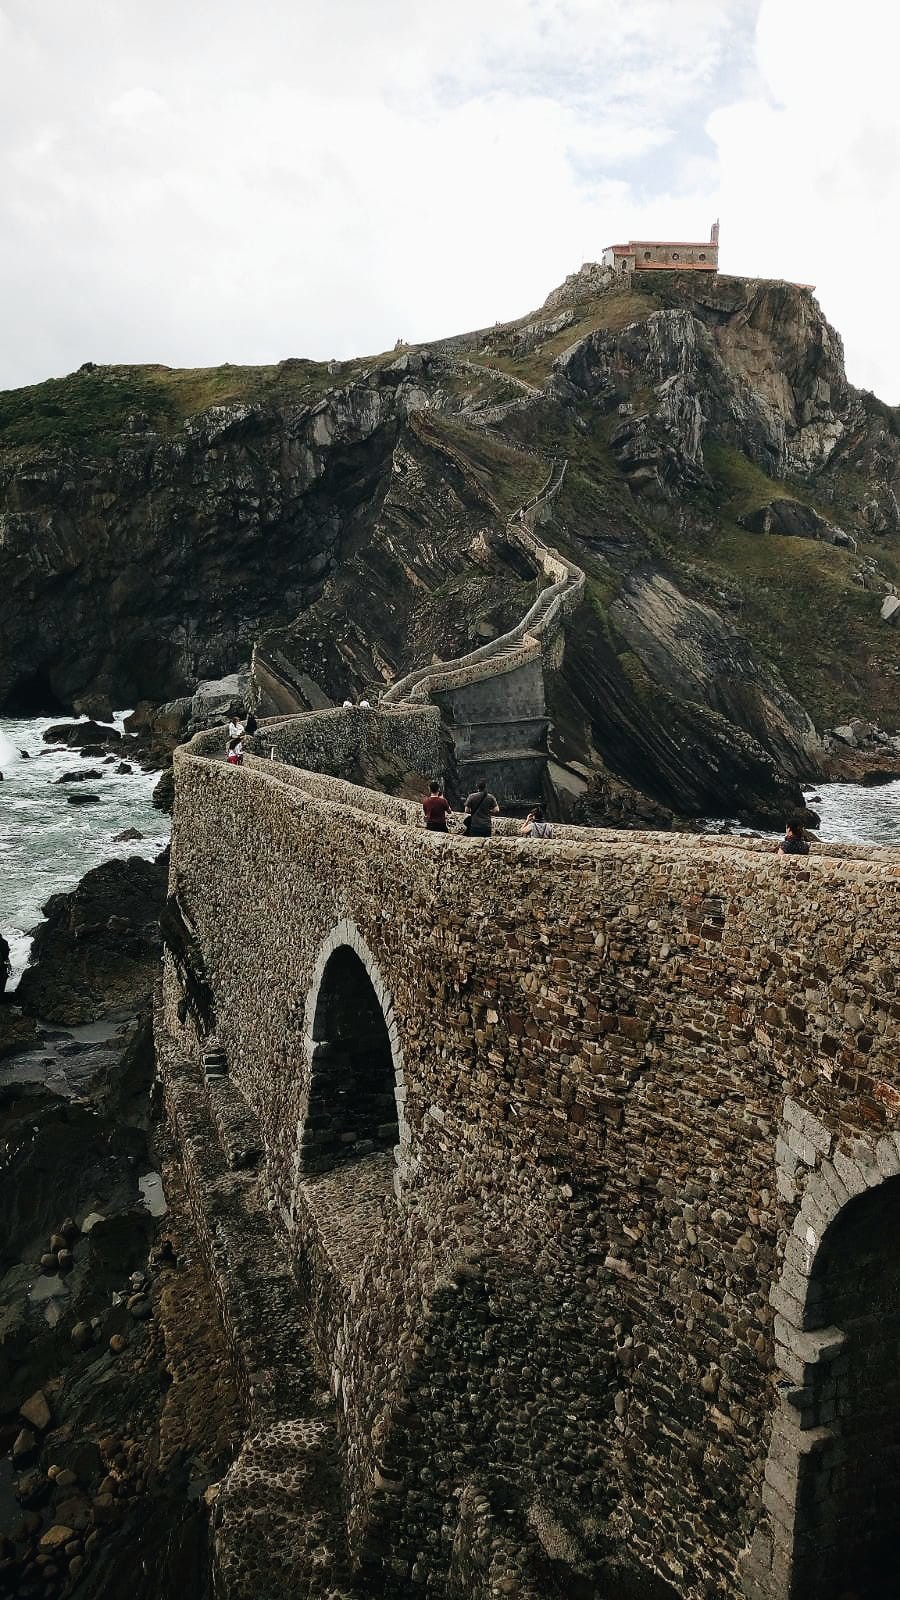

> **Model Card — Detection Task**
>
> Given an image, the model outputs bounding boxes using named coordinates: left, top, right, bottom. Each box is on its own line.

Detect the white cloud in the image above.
left=107, top=86, right=169, bottom=122
left=707, top=0, right=900, bottom=398
left=8, top=0, right=896, bottom=405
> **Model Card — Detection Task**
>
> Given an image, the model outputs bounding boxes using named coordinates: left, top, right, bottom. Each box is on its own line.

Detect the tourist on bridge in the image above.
left=422, top=782, right=452, bottom=833
left=463, top=778, right=499, bottom=837
left=519, top=806, right=553, bottom=839
left=778, top=821, right=810, bottom=856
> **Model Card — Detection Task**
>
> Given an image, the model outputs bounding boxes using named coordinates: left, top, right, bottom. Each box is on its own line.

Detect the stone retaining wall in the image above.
left=160, top=740, right=900, bottom=1599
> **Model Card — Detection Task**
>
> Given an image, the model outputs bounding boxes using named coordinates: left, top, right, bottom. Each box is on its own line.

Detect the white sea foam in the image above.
left=1, top=713, right=169, bottom=988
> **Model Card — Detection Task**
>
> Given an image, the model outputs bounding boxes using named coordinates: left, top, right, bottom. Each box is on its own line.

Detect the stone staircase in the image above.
left=382, top=453, right=585, bottom=808
left=436, top=353, right=542, bottom=429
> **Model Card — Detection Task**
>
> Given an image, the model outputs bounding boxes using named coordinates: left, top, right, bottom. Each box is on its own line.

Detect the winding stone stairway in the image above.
left=383, top=454, right=585, bottom=807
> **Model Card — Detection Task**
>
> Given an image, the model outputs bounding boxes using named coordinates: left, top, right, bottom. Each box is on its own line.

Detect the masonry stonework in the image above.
left=158, top=723, right=900, bottom=1600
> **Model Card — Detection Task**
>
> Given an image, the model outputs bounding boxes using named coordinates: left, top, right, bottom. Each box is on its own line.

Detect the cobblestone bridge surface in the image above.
left=158, top=712, right=900, bottom=1600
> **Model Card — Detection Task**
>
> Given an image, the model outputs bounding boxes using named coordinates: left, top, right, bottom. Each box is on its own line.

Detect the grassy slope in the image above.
left=0, top=350, right=513, bottom=463
left=0, top=361, right=338, bottom=455
left=671, top=443, right=900, bottom=726
left=423, top=416, right=546, bottom=520
left=482, top=285, right=658, bottom=386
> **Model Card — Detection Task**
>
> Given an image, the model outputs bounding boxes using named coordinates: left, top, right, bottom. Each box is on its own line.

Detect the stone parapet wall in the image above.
left=180, top=742, right=890, bottom=870
left=189, top=704, right=450, bottom=791
left=161, top=741, right=900, bottom=1598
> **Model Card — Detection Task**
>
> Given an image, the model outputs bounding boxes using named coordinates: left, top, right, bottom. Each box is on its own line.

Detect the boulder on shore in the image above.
left=42, top=720, right=122, bottom=748
left=152, top=767, right=175, bottom=813
left=0, top=1006, right=39, bottom=1058
left=191, top=674, right=248, bottom=725
left=15, top=852, right=168, bottom=1024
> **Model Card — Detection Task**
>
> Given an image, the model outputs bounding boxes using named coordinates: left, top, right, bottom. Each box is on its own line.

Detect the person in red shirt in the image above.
left=422, top=782, right=452, bottom=832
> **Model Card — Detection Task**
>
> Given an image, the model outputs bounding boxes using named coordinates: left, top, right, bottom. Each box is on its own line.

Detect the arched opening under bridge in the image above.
left=790, top=1175, right=900, bottom=1598
left=302, top=944, right=399, bottom=1173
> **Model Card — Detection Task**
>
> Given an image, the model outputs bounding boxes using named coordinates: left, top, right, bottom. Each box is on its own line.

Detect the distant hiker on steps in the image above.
left=422, top=782, right=452, bottom=833
left=463, top=778, right=499, bottom=837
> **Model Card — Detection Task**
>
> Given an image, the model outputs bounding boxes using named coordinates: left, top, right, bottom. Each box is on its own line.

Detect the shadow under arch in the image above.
left=746, top=1130, right=900, bottom=1599
left=298, top=918, right=407, bottom=1176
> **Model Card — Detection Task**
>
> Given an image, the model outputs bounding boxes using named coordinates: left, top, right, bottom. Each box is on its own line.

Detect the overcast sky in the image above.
left=2, top=0, right=898, bottom=398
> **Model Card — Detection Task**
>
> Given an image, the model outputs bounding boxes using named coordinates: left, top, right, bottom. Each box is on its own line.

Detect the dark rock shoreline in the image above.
left=0, top=857, right=241, bottom=1599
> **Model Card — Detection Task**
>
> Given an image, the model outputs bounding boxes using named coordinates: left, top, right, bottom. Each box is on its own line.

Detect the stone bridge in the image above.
left=158, top=713, right=900, bottom=1600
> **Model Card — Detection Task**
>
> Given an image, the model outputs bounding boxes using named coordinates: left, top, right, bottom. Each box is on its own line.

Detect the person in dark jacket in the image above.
left=464, top=779, right=499, bottom=837
left=779, top=821, right=810, bottom=856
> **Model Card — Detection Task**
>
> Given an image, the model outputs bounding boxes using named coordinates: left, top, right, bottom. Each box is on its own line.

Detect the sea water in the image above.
left=805, top=779, right=900, bottom=846
left=0, top=715, right=170, bottom=988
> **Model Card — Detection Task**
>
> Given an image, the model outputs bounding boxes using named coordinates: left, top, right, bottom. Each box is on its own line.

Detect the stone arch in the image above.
left=745, top=1118, right=900, bottom=1598
left=297, top=919, right=408, bottom=1178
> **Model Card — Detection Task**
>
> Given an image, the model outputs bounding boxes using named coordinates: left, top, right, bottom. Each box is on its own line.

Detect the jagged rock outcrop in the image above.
left=554, top=285, right=857, bottom=491
left=2, top=266, right=898, bottom=821
left=738, top=499, right=856, bottom=548
left=609, top=574, right=820, bottom=776
left=16, top=853, right=168, bottom=1024
left=0, top=366, right=440, bottom=713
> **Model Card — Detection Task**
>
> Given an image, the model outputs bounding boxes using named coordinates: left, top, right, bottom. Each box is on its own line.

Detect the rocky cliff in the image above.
left=2, top=269, right=898, bottom=822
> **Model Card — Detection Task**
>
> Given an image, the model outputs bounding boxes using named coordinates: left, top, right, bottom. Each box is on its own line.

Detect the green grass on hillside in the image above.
left=422, top=416, right=546, bottom=519
left=671, top=447, right=900, bottom=725
left=0, top=355, right=377, bottom=456
left=484, top=286, right=658, bottom=386
left=703, top=441, right=802, bottom=519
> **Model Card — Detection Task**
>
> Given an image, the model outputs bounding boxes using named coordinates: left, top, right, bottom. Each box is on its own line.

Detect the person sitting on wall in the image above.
left=422, top=782, right=452, bottom=833
left=778, top=820, right=810, bottom=856
left=463, top=778, right=499, bottom=837
left=226, top=737, right=243, bottom=766
left=519, top=805, right=553, bottom=839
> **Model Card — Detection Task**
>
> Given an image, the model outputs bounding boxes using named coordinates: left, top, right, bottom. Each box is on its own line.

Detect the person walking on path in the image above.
left=422, top=782, right=452, bottom=833
left=463, top=779, right=499, bottom=837
left=227, top=712, right=245, bottom=742
left=519, top=806, right=553, bottom=839
left=226, top=737, right=244, bottom=766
